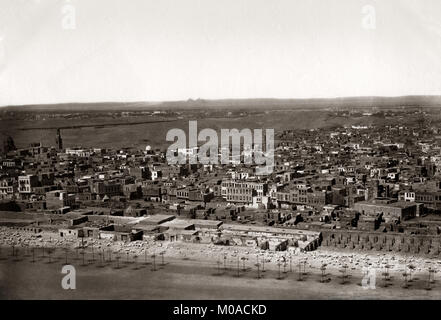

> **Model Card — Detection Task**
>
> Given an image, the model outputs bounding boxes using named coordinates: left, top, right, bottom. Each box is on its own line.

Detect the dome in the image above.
left=145, top=145, right=152, bottom=151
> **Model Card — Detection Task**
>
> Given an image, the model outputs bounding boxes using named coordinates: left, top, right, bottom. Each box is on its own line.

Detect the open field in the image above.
left=0, top=109, right=428, bottom=150
left=1, top=246, right=440, bottom=300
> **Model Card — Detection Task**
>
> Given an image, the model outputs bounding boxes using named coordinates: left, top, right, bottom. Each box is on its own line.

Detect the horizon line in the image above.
left=2, top=94, right=441, bottom=109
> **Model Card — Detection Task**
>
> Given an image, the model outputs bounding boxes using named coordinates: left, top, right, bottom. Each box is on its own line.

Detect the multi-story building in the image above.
left=307, top=190, right=333, bottom=207
left=65, top=148, right=92, bottom=157
left=91, top=181, right=122, bottom=198
left=354, top=198, right=420, bottom=222
left=291, top=186, right=308, bottom=204
left=222, top=180, right=253, bottom=204
left=221, top=179, right=267, bottom=204
left=18, top=175, right=40, bottom=198
left=0, top=179, right=17, bottom=199
left=414, top=190, right=441, bottom=211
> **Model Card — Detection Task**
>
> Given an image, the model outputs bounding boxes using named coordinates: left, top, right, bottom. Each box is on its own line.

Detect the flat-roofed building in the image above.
left=191, top=219, right=223, bottom=230
left=221, top=224, right=321, bottom=251
left=99, top=224, right=143, bottom=242
left=46, top=190, right=76, bottom=211
left=138, top=214, right=175, bottom=226
left=65, top=148, right=92, bottom=157
left=164, top=229, right=198, bottom=242
left=354, top=198, right=420, bottom=222
left=160, top=219, right=195, bottom=230
left=221, top=179, right=267, bottom=204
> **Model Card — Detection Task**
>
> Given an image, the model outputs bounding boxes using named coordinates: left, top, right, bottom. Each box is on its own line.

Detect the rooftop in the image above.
left=138, top=214, right=176, bottom=225
left=222, top=223, right=320, bottom=237
left=160, top=219, right=194, bottom=229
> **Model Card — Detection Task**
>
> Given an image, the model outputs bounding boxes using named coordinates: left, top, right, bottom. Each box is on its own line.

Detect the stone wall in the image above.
left=321, top=229, right=441, bottom=256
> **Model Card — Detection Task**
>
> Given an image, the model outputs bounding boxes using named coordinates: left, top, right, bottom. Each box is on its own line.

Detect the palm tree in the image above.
left=47, top=248, right=52, bottom=264
left=402, top=271, right=409, bottom=288
left=13, top=246, right=20, bottom=261
left=277, top=262, right=282, bottom=280
left=255, top=263, right=261, bottom=279
left=381, top=264, right=390, bottom=287
left=160, top=251, right=165, bottom=266
left=223, top=253, right=227, bottom=271
left=236, top=256, right=240, bottom=277
left=151, top=254, right=157, bottom=271
left=408, top=264, right=415, bottom=282
left=64, top=247, right=69, bottom=265
left=385, top=264, right=391, bottom=281
left=297, top=262, right=303, bottom=281
left=426, top=266, right=436, bottom=290
left=302, top=259, right=308, bottom=275
left=320, top=263, right=327, bottom=283
left=216, top=259, right=222, bottom=275
left=429, top=267, right=436, bottom=284
left=98, top=251, right=103, bottom=267
left=182, top=251, right=188, bottom=260
left=339, top=263, right=349, bottom=284
left=426, top=267, right=433, bottom=290
left=81, top=249, right=85, bottom=266
left=116, top=254, right=121, bottom=269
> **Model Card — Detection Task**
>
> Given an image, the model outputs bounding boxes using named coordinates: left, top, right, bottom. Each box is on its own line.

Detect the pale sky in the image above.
left=1, top=0, right=441, bottom=106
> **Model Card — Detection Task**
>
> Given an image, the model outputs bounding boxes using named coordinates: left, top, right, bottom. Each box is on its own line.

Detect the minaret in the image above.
left=56, top=128, right=63, bottom=150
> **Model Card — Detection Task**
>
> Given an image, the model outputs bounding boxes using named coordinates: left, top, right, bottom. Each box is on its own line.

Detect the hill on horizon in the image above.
left=2, top=95, right=441, bottom=112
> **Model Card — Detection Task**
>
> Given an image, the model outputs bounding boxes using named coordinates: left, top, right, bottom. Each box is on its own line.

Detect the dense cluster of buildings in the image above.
left=2, top=113, right=441, bottom=254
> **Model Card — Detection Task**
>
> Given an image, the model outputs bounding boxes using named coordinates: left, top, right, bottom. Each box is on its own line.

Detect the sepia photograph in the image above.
left=1, top=0, right=441, bottom=308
